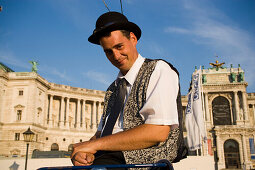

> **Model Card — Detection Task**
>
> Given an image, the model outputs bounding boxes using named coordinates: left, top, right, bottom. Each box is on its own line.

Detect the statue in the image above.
left=202, top=74, right=207, bottom=84
left=231, top=72, right=236, bottom=82
left=209, top=60, right=225, bottom=69
left=239, top=72, right=244, bottom=82
left=29, top=61, right=38, bottom=73
left=209, top=56, right=225, bottom=71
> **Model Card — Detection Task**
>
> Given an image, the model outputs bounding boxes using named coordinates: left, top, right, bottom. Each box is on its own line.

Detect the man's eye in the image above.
left=117, top=45, right=123, bottom=49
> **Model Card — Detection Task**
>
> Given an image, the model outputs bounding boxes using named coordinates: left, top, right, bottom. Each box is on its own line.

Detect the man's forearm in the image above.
left=89, top=131, right=101, bottom=141
left=72, top=124, right=170, bottom=156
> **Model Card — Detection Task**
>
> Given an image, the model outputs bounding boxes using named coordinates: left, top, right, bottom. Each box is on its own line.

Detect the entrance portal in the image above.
left=224, top=139, right=241, bottom=169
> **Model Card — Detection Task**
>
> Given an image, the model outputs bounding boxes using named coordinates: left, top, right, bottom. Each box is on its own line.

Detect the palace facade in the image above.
left=1, top=61, right=255, bottom=169
left=0, top=62, right=105, bottom=157
left=181, top=61, right=255, bottom=170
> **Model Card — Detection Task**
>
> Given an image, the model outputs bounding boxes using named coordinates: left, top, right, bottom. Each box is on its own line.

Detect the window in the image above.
left=17, top=110, right=22, bottom=121
left=212, top=96, right=231, bottom=125
left=15, top=133, right=20, bottom=141
left=19, top=90, right=23, bottom=96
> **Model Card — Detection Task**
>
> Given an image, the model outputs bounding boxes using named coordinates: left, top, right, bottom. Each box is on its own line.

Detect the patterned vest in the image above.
left=101, top=59, right=184, bottom=166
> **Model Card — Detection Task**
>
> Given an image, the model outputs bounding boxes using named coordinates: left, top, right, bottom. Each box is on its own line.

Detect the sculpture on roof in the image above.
left=210, top=60, right=225, bottom=68
left=29, top=61, right=38, bottom=73
left=209, top=56, right=225, bottom=71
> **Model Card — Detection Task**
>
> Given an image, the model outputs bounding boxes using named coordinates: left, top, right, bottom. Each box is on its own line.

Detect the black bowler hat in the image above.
left=88, top=12, right=141, bottom=45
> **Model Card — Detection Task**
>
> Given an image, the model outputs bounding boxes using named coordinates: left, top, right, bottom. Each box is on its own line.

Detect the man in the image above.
left=71, top=11, right=182, bottom=167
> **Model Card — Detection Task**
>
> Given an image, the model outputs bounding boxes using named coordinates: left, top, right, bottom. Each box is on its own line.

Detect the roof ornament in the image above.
left=209, top=56, right=225, bottom=71
left=29, top=61, right=38, bottom=73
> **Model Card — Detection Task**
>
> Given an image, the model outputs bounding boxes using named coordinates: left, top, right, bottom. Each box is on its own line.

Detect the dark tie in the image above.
left=101, top=78, right=127, bottom=137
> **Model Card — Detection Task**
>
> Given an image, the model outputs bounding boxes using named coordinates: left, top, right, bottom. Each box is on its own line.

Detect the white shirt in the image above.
left=98, top=54, right=179, bottom=134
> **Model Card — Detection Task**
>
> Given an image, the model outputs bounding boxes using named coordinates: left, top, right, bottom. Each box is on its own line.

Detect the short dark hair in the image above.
left=120, top=30, right=131, bottom=39
left=100, top=30, right=131, bottom=40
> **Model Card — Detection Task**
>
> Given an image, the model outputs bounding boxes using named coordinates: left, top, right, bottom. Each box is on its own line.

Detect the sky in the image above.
left=0, top=0, right=255, bottom=94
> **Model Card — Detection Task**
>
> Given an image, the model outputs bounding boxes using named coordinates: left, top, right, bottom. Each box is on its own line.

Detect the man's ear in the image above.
left=130, top=32, right=138, bottom=45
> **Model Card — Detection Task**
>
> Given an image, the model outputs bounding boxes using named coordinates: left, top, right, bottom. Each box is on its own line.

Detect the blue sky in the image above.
left=0, top=0, right=255, bottom=94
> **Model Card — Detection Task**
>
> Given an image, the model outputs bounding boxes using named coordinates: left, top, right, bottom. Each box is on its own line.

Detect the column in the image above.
left=47, top=95, right=50, bottom=124
left=76, top=99, right=81, bottom=128
left=66, top=98, right=70, bottom=128
left=215, top=131, right=221, bottom=168
left=82, top=100, right=86, bottom=129
left=97, top=102, right=102, bottom=126
left=241, top=134, right=248, bottom=164
left=60, top=97, right=65, bottom=127
left=49, top=95, right=53, bottom=127
left=242, top=91, right=248, bottom=122
left=234, top=91, right=240, bottom=121
left=204, top=92, right=210, bottom=122
left=253, top=104, right=255, bottom=126
left=92, top=101, right=97, bottom=129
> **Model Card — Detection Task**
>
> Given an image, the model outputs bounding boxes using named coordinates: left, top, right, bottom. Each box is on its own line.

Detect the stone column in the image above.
left=92, top=101, right=97, bottom=129
left=204, top=92, right=210, bottom=122
left=216, top=131, right=223, bottom=167
left=97, top=102, right=102, bottom=126
left=253, top=104, right=255, bottom=126
left=234, top=91, right=240, bottom=121
left=76, top=99, right=81, bottom=128
left=66, top=98, right=70, bottom=128
left=49, top=95, right=53, bottom=127
left=241, top=134, right=248, bottom=165
left=82, top=100, right=86, bottom=129
left=242, top=91, right=248, bottom=122
left=47, top=95, right=50, bottom=125
left=60, top=97, right=65, bottom=128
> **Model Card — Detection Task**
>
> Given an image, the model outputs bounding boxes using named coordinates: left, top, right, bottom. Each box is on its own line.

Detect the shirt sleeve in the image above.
left=139, top=60, right=179, bottom=125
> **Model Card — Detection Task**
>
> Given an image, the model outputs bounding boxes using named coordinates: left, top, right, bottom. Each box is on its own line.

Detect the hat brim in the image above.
left=88, top=22, right=141, bottom=45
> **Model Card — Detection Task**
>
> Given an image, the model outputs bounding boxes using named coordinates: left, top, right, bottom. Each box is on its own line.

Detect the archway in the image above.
left=224, top=139, right=241, bottom=169
left=51, top=143, right=59, bottom=151
left=212, top=96, right=232, bottom=125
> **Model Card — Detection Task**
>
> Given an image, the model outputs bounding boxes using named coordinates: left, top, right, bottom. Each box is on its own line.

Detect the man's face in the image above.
left=99, top=30, right=138, bottom=75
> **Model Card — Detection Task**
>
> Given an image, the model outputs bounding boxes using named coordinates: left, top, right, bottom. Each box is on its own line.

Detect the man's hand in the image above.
left=71, top=152, right=95, bottom=166
left=71, top=141, right=97, bottom=158
left=70, top=124, right=170, bottom=166
left=71, top=142, right=96, bottom=166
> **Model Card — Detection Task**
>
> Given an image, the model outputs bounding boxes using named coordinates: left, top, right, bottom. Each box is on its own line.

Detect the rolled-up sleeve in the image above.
left=139, top=60, right=179, bottom=125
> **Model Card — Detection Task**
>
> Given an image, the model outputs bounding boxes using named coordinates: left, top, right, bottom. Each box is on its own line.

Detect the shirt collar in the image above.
left=116, top=54, right=145, bottom=86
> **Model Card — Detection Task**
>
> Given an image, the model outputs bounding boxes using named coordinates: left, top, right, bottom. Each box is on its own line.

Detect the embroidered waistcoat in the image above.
left=101, top=59, right=182, bottom=167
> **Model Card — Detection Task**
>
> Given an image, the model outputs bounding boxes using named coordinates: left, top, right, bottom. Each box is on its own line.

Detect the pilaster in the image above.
left=92, top=101, right=97, bottom=130
left=242, top=91, right=249, bottom=124
left=76, top=99, right=81, bottom=128
left=60, top=97, right=65, bottom=128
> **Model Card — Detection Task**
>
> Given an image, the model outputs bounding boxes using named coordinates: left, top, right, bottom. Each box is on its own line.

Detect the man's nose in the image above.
left=113, top=50, right=121, bottom=60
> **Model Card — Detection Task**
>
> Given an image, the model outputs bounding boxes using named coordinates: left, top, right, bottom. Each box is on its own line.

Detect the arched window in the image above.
left=224, top=139, right=240, bottom=169
left=51, top=143, right=59, bottom=151
left=212, top=96, right=231, bottom=125
left=68, top=144, right=73, bottom=152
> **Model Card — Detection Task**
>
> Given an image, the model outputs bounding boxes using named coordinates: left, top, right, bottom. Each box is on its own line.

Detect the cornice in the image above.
left=203, top=82, right=248, bottom=87
left=48, top=83, right=105, bottom=98
left=214, top=125, right=255, bottom=135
